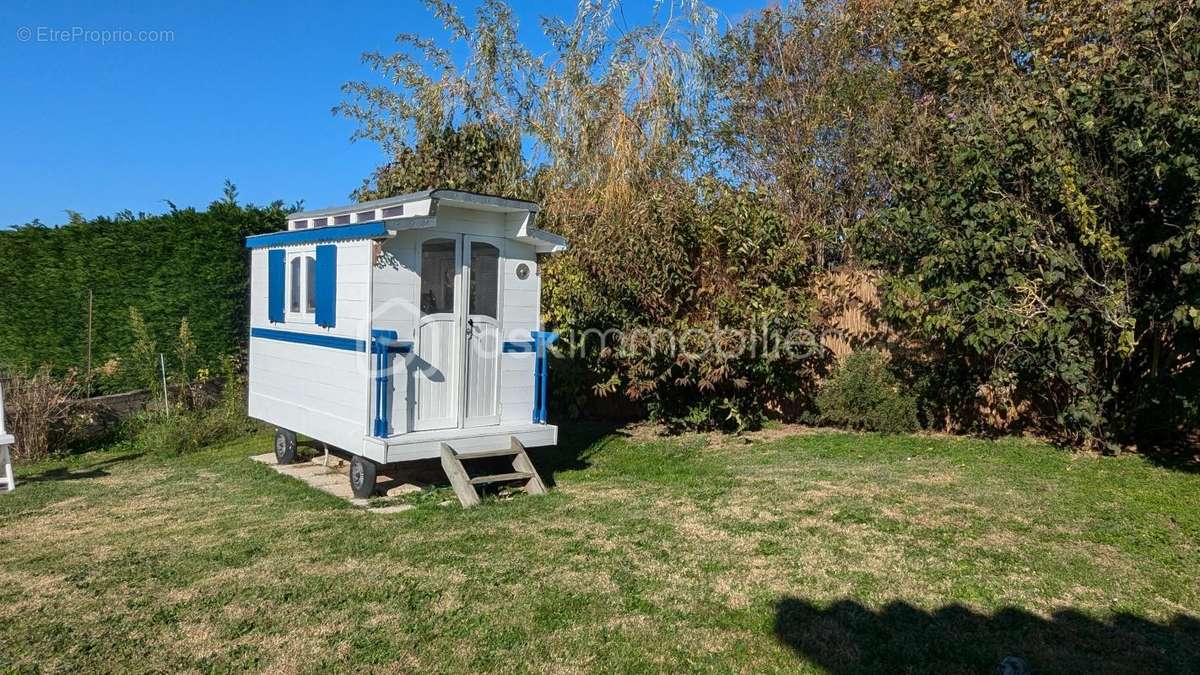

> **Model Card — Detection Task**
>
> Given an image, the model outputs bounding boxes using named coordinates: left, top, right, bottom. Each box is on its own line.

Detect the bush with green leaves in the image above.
left=816, top=351, right=919, bottom=434
left=862, top=0, right=1200, bottom=449
left=128, top=357, right=259, bottom=456
left=326, top=0, right=1197, bottom=447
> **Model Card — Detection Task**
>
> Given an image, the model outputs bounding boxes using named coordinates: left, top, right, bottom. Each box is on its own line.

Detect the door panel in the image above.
left=411, top=237, right=460, bottom=431
left=414, top=319, right=458, bottom=428
left=464, top=320, right=499, bottom=423
left=463, top=238, right=502, bottom=427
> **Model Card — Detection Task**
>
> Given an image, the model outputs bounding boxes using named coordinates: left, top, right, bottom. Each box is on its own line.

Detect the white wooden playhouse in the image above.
left=245, top=189, right=565, bottom=502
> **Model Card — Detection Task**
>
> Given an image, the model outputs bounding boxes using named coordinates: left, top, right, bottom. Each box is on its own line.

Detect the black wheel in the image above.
left=274, top=428, right=297, bottom=465
left=349, top=455, right=378, bottom=498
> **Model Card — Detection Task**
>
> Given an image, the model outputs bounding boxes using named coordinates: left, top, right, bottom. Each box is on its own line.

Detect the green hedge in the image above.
left=0, top=196, right=286, bottom=393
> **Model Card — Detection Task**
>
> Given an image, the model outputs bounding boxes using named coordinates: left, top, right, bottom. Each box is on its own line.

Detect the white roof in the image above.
left=288, top=188, right=540, bottom=220
left=286, top=189, right=566, bottom=253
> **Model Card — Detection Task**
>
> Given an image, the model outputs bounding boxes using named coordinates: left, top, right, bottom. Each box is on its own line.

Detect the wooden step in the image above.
left=439, top=438, right=548, bottom=508
left=455, top=447, right=522, bottom=460
left=468, top=471, right=532, bottom=486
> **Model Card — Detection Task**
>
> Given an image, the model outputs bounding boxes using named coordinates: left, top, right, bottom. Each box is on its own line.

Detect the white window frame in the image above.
left=285, top=247, right=317, bottom=323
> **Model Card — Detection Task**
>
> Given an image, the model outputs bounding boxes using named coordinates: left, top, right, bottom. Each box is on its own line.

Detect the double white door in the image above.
left=411, top=234, right=503, bottom=431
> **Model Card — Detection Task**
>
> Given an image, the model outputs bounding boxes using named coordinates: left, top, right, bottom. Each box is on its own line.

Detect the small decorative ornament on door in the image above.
left=515, top=263, right=530, bottom=280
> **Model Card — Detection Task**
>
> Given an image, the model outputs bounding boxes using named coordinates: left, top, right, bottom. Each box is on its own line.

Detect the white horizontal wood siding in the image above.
left=435, top=205, right=507, bottom=238
left=248, top=241, right=373, bottom=452
left=371, top=233, right=420, bottom=345
left=500, top=240, right=539, bottom=423
left=372, top=233, right=420, bottom=433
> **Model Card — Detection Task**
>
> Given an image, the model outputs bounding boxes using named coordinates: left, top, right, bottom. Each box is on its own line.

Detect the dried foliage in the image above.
left=3, top=366, right=80, bottom=461
left=340, top=1, right=821, bottom=429
left=710, top=0, right=903, bottom=265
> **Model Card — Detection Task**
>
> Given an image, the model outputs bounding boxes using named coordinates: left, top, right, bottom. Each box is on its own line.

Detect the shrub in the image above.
left=129, top=357, right=258, bottom=455
left=0, top=192, right=287, bottom=394
left=2, top=366, right=80, bottom=461
left=545, top=181, right=824, bottom=432
left=816, top=351, right=919, bottom=434
left=862, top=0, right=1200, bottom=448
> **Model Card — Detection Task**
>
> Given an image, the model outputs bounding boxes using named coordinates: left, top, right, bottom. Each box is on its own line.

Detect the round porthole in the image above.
left=515, top=263, right=531, bottom=280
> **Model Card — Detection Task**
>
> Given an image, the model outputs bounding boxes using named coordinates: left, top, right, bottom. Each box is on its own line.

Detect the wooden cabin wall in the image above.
left=371, top=233, right=419, bottom=434
left=371, top=208, right=543, bottom=430
left=371, top=235, right=419, bottom=343
left=499, top=239, right=538, bottom=424
left=247, top=241, right=374, bottom=452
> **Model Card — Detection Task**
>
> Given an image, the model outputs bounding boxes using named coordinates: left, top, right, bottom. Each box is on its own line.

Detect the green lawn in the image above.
left=1, top=426, right=1198, bottom=673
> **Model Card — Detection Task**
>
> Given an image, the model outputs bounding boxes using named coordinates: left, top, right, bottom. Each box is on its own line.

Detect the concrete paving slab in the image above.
left=250, top=454, right=411, bottom=513
left=304, top=474, right=345, bottom=488
left=318, top=481, right=357, bottom=500
left=384, top=483, right=424, bottom=497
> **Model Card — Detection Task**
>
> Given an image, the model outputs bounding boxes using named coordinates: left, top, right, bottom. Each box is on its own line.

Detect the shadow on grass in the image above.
left=18, top=451, right=145, bottom=484
left=1138, top=440, right=1200, bottom=474
left=774, top=597, right=1200, bottom=674
left=357, top=421, right=624, bottom=491
left=531, top=420, right=624, bottom=487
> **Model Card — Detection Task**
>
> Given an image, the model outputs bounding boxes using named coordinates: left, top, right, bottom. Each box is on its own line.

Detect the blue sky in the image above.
left=1, top=0, right=759, bottom=228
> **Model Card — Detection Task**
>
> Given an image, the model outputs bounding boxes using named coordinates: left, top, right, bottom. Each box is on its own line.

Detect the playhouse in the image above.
left=245, top=189, right=566, bottom=501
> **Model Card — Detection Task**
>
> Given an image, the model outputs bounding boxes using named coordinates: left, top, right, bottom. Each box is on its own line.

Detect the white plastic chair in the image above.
left=0, top=378, right=14, bottom=492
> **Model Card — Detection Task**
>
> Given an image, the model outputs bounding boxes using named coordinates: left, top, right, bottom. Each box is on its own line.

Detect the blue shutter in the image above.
left=267, top=249, right=285, bottom=323
left=315, top=244, right=337, bottom=328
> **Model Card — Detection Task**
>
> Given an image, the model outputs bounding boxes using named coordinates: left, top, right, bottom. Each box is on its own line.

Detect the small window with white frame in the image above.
left=287, top=248, right=318, bottom=321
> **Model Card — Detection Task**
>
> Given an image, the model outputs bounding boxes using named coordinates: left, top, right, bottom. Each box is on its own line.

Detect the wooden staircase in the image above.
left=439, top=437, right=547, bottom=507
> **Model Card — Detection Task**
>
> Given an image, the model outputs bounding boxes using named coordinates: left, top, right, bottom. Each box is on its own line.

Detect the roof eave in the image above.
left=244, top=221, right=395, bottom=249
left=524, top=226, right=568, bottom=253
left=287, top=189, right=539, bottom=220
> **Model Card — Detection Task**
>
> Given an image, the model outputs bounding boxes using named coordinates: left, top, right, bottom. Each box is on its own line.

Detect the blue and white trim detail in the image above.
left=250, top=327, right=366, bottom=352
left=371, top=330, right=413, bottom=438
left=267, top=250, right=286, bottom=323
left=245, top=221, right=390, bottom=249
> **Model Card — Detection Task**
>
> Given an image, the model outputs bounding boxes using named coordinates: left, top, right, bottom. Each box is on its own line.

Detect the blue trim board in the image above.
left=371, top=330, right=394, bottom=437
left=530, top=331, right=559, bottom=424
left=502, top=340, right=536, bottom=353
left=250, top=327, right=412, bottom=354
left=245, top=221, right=389, bottom=249
left=314, top=244, right=337, bottom=328
left=371, top=330, right=413, bottom=355
left=250, top=327, right=365, bottom=352
left=267, top=249, right=286, bottom=323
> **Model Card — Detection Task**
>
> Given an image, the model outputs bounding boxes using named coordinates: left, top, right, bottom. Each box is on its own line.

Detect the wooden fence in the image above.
left=811, top=267, right=896, bottom=360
